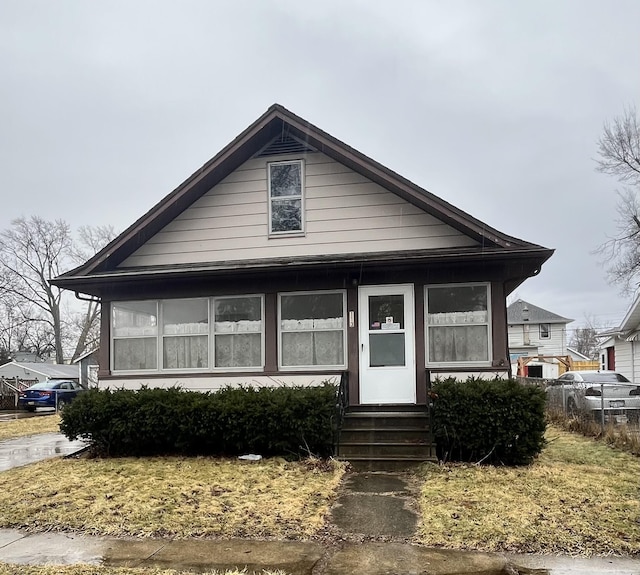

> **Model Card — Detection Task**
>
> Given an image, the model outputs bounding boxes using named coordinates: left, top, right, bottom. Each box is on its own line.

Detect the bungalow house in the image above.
left=51, top=105, right=552, bottom=465
left=506, top=299, right=572, bottom=378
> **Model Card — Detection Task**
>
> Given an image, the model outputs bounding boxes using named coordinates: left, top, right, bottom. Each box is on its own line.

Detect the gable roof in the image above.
left=507, top=299, right=573, bottom=324
left=0, top=361, right=79, bottom=379
left=52, top=104, right=553, bottom=295
left=599, top=292, right=640, bottom=340
left=567, top=347, right=591, bottom=361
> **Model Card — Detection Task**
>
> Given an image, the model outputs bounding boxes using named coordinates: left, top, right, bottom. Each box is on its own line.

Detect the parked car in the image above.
left=17, top=380, right=86, bottom=412
left=546, top=370, right=640, bottom=423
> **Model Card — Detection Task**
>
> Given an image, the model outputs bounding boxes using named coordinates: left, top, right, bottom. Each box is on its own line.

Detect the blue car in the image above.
left=18, top=380, right=86, bottom=412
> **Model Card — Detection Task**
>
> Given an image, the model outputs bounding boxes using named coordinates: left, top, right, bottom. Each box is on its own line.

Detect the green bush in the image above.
left=431, top=377, right=546, bottom=465
left=60, top=384, right=337, bottom=458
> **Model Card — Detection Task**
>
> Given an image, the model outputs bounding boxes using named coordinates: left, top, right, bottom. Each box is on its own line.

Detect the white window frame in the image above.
left=424, top=282, right=492, bottom=367
left=212, top=294, right=265, bottom=371
left=278, top=289, right=347, bottom=371
left=268, top=160, right=305, bottom=236
left=161, top=297, right=210, bottom=373
left=110, top=296, right=265, bottom=374
left=539, top=323, right=551, bottom=339
left=111, top=300, right=159, bottom=373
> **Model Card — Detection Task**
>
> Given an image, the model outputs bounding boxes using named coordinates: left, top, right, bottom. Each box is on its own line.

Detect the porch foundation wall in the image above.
left=98, top=374, right=339, bottom=392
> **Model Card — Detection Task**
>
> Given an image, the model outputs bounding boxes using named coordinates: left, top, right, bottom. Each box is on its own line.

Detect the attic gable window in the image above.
left=269, top=160, right=304, bottom=234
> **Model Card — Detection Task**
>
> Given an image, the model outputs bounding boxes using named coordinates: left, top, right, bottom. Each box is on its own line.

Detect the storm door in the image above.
left=358, top=284, right=416, bottom=404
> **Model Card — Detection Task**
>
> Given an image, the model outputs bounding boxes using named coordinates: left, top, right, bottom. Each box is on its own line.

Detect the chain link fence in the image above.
left=518, top=376, right=640, bottom=434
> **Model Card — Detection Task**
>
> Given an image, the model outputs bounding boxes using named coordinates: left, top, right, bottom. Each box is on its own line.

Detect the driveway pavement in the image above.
left=0, top=432, right=86, bottom=472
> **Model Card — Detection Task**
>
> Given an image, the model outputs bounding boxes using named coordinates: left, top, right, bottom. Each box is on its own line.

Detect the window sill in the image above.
left=268, top=231, right=306, bottom=239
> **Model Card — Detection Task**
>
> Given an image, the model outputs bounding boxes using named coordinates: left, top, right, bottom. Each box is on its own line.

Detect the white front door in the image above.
left=358, top=284, right=416, bottom=404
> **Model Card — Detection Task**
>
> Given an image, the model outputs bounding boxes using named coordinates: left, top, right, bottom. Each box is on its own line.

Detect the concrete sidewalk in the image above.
left=2, top=529, right=640, bottom=574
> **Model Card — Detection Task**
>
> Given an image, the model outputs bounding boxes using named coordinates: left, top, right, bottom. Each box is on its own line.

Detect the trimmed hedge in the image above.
left=60, top=384, right=337, bottom=458
left=431, top=377, right=546, bottom=465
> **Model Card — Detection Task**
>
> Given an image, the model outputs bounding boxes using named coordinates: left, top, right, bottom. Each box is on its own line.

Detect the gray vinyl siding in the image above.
left=119, top=153, right=478, bottom=268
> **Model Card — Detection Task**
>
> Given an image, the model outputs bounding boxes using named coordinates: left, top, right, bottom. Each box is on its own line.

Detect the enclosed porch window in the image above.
left=112, top=301, right=158, bottom=371
left=425, top=284, right=491, bottom=364
left=279, top=291, right=346, bottom=369
left=111, top=296, right=264, bottom=373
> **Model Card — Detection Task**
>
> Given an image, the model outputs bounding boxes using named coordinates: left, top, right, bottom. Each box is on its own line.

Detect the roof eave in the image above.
left=52, top=245, right=553, bottom=297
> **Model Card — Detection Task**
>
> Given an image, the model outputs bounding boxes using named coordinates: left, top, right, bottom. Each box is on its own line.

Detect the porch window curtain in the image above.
left=426, top=285, right=490, bottom=364
left=428, top=325, right=488, bottom=363
left=280, top=292, right=346, bottom=368
left=282, top=331, right=344, bottom=366
left=163, top=335, right=208, bottom=369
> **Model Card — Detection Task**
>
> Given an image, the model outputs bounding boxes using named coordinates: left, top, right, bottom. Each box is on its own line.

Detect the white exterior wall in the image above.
left=612, top=339, right=640, bottom=383
left=120, top=152, right=478, bottom=268
left=508, top=323, right=567, bottom=356
left=431, top=371, right=509, bottom=381
left=99, top=374, right=338, bottom=392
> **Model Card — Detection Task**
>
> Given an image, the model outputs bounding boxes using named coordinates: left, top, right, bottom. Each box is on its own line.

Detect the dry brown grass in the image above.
left=0, top=456, right=344, bottom=540
left=0, top=414, right=61, bottom=441
left=547, top=408, right=640, bottom=456
left=0, top=565, right=287, bottom=575
left=416, top=425, right=640, bottom=556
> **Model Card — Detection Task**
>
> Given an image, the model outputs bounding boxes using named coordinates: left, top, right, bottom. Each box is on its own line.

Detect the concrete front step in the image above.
left=343, top=454, right=437, bottom=472
left=339, top=441, right=434, bottom=458
left=338, top=407, right=436, bottom=470
left=340, top=428, right=430, bottom=443
left=341, top=412, right=429, bottom=429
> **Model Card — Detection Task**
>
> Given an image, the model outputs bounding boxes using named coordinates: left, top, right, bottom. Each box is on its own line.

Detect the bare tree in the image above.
left=570, top=326, right=600, bottom=360
left=596, top=106, right=640, bottom=187
left=0, top=217, right=71, bottom=363
left=595, top=106, right=640, bottom=293
left=0, top=217, right=115, bottom=363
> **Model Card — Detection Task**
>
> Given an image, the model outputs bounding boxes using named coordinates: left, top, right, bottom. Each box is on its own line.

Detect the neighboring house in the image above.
left=73, top=348, right=100, bottom=388
left=507, top=299, right=572, bottom=378
left=598, top=294, right=640, bottom=382
left=52, top=104, right=552, bottom=408
left=0, top=361, right=80, bottom=385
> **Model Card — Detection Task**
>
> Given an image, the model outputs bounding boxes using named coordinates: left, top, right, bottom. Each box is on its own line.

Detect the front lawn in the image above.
left=0, top=456, right=344, bottom=539
left=0, top=414, right=60, bottom=441
left=417, top=426, right=640, bottom=555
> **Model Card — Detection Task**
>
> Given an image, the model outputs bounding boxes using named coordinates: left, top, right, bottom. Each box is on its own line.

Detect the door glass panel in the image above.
left=370, top=333, right=405, bottom=367
left=368, top=295, right=404, bottom=330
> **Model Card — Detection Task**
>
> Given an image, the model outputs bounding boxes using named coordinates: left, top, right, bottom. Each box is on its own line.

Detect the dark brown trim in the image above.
left=491, top=282, right=509, bottom=369
left=264, top=292, right=277, bottom=372
left=346, top=286, right=359, bottom=406
left=98, top=301, right=110, bottom=378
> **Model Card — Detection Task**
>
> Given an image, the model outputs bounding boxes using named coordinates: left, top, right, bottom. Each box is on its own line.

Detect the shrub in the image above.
left=431, top=377, right=546, bottom=465
left=60, top=384, right=337, bottom=458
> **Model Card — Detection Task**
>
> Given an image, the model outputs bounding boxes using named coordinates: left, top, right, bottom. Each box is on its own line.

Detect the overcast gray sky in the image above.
left=1, top=0, right=639, bottom=339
